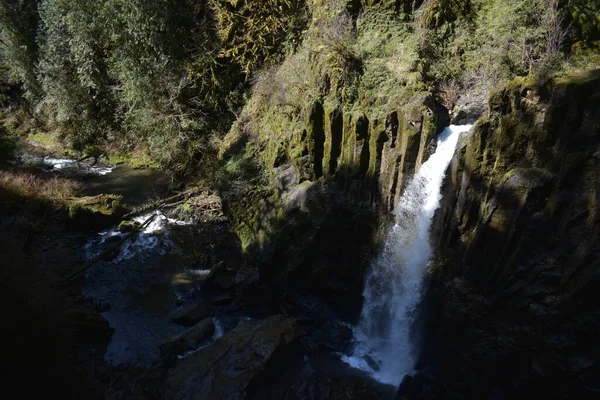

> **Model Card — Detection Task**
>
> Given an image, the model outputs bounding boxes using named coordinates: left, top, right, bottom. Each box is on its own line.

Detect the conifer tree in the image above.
left=0, top=0, right=42, bottom=102
left=37, top=0, right=112, bottom=148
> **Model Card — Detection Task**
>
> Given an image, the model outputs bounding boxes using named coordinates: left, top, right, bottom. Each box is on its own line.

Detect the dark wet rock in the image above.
left=163, top=314, right=300, bottom=400
left=204, top=260, right=237, bottom=289
left=104, top=234, right=123, bottom=244
left=206, top=292, right=234, bottom=305
left=278, top=289, right=341, bottom=325
left=308, top=320, right=353, bottom=353
left=159, top=317, right=215, bottom=357
left=246, top=352, right=396, bottom=400
left=171, top=300, right=215, bottom=326
left=395, top=374, right=435, bottom=400
left=363, top=355, right=380, bottom=372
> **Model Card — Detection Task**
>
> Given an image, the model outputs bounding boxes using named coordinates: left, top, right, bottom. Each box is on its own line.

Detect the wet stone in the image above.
left=159, top=317, right=215, bottom=357
left=117, top=220, right=140, bottom=233
left=171, top=300, right=215, bottom=326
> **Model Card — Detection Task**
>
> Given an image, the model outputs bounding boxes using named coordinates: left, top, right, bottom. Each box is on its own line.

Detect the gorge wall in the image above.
left=220, top=97, right=449, bottom=307
left=414, top=70, right=600, bottom=399
left=220, top=69, right=600, bottom=398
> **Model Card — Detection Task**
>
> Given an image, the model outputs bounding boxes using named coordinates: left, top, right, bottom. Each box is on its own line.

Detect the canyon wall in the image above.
left=219, top=98, right=448, bottom=306
left=417, top=70, right=600, bottom=400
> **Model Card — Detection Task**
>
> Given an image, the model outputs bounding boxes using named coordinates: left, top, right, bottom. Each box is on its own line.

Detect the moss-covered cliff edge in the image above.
left=436, top=69, right=600, bottom=293
left=218, top=93, right=448, bottom=306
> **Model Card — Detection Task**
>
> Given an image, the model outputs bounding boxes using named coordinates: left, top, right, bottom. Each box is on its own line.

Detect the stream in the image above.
left=14, top=140, right=233, bottom=367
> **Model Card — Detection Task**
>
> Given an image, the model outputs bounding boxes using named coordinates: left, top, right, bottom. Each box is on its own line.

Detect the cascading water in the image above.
left=342, top=124, right=472, bottom=386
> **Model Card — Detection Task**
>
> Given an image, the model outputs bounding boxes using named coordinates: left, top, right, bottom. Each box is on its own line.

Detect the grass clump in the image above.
left=0, top=169, right=82, bottom=204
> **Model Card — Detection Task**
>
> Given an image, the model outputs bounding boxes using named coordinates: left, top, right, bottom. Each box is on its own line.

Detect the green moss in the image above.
left=66, top=194, right=124, bottom=228
left=28, top=131, right=59, bottom=149
left=508, top=75, right=539, bottom=90
left=553, top=69, right=600, bottom=86
left=117, top=220, right=140, bottom=233
left=24, top=131, right=77, bottom=159
left=106, top=151, right=160, bottom=169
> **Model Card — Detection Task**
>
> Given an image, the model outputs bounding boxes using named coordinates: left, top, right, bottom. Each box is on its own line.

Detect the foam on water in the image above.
left=19, top=153, right=115, bottom=175
left=83, top=211, right=192, bottom=263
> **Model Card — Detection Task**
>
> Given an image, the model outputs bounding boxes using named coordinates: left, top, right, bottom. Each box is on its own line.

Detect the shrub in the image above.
left=209, top=0, right=309, bottom=76
left=424, top=0, right=574, bottom=108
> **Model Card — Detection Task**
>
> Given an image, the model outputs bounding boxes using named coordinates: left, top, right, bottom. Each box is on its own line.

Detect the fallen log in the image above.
left=160, top=199, right=186, bottom=209
left=122, top=189, right=199, bottom=220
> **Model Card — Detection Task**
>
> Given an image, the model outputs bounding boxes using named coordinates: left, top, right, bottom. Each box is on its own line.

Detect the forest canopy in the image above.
left=0, top=0, right=597, bottom=174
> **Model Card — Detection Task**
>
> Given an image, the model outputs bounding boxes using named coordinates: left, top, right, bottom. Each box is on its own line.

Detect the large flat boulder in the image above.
left=171, top=301, right=215, bottom=326
left=164, top=315, right=300, bottom=400
left=160, top=317, right=215, bottom=357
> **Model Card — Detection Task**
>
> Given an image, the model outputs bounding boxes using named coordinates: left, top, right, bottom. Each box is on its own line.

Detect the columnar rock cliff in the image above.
left=219, top=69, right=600, bottom=398
left=219, top=98, right=448, bottom=306
left=417, top=70, right=600, bottom=400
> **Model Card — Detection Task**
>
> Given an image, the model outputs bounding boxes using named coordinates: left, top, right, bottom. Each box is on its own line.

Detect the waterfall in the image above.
left=342, top=124, right=472, bottom=386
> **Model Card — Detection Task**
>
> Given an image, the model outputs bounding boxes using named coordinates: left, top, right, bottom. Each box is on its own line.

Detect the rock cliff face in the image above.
left=289, top=99, right=448, bottom=212
left=220, top=98, right=448, bottom=306
left=417, top=70, right=600, bottom=399
left=220, top=69, right=600, bottom=398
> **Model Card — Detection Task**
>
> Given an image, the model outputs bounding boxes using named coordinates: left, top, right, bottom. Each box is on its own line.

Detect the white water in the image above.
left=83, top=210, right=191, bottom=263
left=342, top=124, right=471, bottom=386
left=82, top=210, right=195, bottom=367
left=19, top=153, right=115, bottom=175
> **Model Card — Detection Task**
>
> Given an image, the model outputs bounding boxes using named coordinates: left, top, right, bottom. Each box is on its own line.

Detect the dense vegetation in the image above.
left=0, top=0, right=598, bottom=175
left=0, top=0, right=309, bottom=172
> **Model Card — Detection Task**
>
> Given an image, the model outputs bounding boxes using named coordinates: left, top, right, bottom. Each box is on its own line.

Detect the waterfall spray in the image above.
left=343, top=124, right=472, bottom=386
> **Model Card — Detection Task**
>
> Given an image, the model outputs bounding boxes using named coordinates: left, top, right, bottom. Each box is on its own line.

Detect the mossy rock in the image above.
left=117, top=220, right=141, bottom=233
left=553, top=69, right=600, bottom=86
left=66, top=194, right=124, bottom=230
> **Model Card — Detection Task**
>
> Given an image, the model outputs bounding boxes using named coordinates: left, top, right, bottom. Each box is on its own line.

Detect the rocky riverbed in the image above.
left=2, top=142, right=394, bottom=399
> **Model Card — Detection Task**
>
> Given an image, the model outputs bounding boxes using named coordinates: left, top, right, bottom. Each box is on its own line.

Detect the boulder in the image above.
left=171, top=301, right=214, bottom=326
left=309, top=320, right=353, bottom=353
left=66, top=194, right=124, bottom=229
left=246, top=355, right=396, bottom=400
left=274, top=163, right=299, bottom=193
left=160, top=317, right=215, bottom=357
left=204, top=260, right=237, bottom=289
left=117, top=220, right=140, bottom=233
left=164, top=315, right=300, bottom=400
